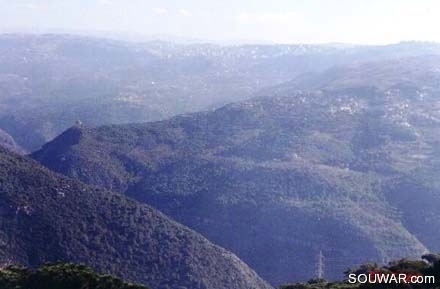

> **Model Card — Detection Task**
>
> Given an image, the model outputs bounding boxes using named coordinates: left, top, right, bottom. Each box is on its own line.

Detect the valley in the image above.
left=32, top=55, right=440, bottom=285
left=1, top=35, right=440, bottom=151
left=2, top=33, right=440, bottom=288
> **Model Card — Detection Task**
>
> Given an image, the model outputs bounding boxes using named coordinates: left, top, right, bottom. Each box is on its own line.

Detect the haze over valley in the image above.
left=2, top=1, right=440, bottom=289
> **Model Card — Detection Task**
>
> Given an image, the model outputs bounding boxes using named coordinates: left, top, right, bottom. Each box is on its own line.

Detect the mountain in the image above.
left=270, top=55, right=440, bottom=92
left=33, top=56, right=440, bottom=285
left=2, top=34, right=440, bottom=151
left=31, top=106, right=429, bottom=285
left=0, top=128, right=24, bottom=154
left=0, top=147, right=272, bottom=289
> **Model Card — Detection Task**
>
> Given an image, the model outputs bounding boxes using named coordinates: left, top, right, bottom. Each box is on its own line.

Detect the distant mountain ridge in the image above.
left=33, top=55, right=440, bottom=285
left=271, top=55, right=440, bottom=92
left=0, top=147, right=272, bottom=289
left=2, top=34, right=440, bottom=150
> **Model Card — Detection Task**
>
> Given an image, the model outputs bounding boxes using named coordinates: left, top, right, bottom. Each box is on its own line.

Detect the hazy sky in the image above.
left=1, top=0, right=440, bottom=44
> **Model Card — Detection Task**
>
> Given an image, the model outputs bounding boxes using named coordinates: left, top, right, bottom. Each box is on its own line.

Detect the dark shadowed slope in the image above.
left=33, top=55, right=440, bottom=286
left=0, top=147, right=272, bottom=289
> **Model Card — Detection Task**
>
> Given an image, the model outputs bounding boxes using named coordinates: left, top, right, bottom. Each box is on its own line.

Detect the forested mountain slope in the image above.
left=0, top=147, right=272, bottom=289
left=33, top=56, right=440, bottom=285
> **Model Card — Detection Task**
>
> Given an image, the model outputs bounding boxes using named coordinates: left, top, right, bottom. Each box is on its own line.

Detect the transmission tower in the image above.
left=315, top=250, right=325, bottom=279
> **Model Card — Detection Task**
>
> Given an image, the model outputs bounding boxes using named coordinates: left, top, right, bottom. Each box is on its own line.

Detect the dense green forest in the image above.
left=0, top=147, right=271, bottom=289
left=0, top=263, right=147, bottom=289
